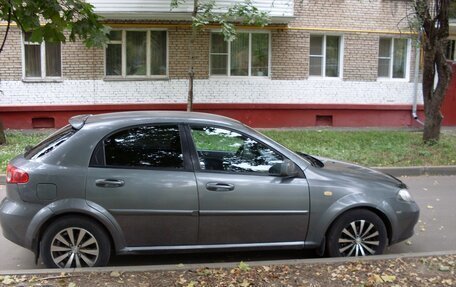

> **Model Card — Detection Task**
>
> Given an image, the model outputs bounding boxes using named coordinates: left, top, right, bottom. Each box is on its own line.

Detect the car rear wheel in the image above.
left=40, top=216, right=111, bottom=268
left=326, top=209, right=387, bottom=257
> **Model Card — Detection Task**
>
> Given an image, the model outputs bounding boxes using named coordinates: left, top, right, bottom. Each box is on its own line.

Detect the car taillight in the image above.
left=6, top=164, right=29, bottom=184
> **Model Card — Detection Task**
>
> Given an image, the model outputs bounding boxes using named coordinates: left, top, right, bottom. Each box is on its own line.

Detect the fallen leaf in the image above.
left=240, top=279, right=251, bottom=287
left=110, top=271, right=121, bottom=278
left=1, top=276, right=16, bottom=285
left=370, top=274, right=383, bottom=283
left=238, top=261, right=251, bottom=272
left=381, top=275, right=396, bottom=282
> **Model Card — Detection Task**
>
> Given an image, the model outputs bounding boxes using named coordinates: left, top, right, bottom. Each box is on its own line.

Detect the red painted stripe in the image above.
left=0, top=103, right=429, bottom=129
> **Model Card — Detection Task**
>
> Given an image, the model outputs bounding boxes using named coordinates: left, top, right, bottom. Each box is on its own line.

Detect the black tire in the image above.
left=40, top=216, right=111, bottom=268
left=326, top=209, right=387, bottom=257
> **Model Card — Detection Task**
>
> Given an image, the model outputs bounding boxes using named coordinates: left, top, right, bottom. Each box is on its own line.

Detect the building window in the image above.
left=446, top=39, right=455, bottom=61
left=309, top=35, right=342, bottom=77
left=23, top=33, right=61, bottom=78
left=105, top=30, right=168, bottom=77
left=378, top=38, right=409, bottom=79
left=210, top=32, right=269, bottom=77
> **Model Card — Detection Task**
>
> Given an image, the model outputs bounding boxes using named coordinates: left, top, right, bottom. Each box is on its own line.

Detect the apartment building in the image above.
left=1, top=0, right=454, bottom=129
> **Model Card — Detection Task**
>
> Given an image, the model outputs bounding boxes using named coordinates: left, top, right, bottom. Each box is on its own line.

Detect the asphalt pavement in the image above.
left=0, top=175, right=455, bottom=271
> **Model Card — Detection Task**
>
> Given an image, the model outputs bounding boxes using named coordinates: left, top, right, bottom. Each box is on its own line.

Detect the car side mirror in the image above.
left=280, top=159, right=300, bottom=178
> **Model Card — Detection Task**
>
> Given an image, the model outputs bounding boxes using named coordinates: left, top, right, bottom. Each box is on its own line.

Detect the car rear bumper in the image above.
left=0, top=198, right=40, bottom=250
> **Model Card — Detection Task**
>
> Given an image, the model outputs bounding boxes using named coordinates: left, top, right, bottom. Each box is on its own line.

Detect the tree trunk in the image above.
left=417, top=0, right=452, bottom=143
left=187, top=0, right=198, bottom=112
left=422, top=41, right=452, bottom=143
left=423, top=109, right=443, bottom=142
left=0, top=121, right=6, bottom=145
left=187, top=70, right=194, bottom=112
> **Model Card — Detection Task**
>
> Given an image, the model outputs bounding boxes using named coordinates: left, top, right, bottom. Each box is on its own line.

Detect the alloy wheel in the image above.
left=50, top=227, right=100, bottom=268
left=337, top=219, right=380, bottom=256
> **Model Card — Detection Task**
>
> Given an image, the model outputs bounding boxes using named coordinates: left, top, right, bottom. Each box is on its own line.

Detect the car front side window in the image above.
left=103, top=125, right=184, bottom=169
left=190, top=126, right=284, bottom=175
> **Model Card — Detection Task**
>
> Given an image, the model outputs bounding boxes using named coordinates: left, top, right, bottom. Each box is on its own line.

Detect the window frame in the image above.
left=308, top=34, right=344, bottom=79
left=104, top=29, right=169, bottom=79
left=377, top=37, right=411, bottom=81
left=184, top=124, right=304, bottom=178
left=89, top=123, right=193, bottom=171
left=21, top=33, right=63, bottom=80
left=209, top=30, right=271, bottom=78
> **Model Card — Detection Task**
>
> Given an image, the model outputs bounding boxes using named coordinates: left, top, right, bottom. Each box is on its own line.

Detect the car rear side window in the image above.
left=25, top=125, right=76, bottom=160
left=103, top=125, right=184, bottom=169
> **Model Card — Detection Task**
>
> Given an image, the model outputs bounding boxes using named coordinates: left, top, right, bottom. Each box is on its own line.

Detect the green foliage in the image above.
left=0, top=122, right=5, bottom=145
left=238, top=261, right=251, bottom=272
left=0, top=0, right=109, bottom=47
left=2, top=129, right=456, bottom=172
left=191, top=129, right=243, bottom=152
left=171, top=0, right=270, bottom=42
left=262, top=129, right=456, bottom=167
left=0, top=131, right=48, bottom=172
left=450, top=1, right=456, bottom=18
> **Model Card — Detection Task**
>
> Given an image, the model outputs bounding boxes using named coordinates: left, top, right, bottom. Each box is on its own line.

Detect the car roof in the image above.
left=82, top=111, right=244, bottom=128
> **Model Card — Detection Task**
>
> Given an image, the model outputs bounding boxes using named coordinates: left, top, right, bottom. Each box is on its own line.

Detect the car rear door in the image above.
left=187, top=125, right=310, bottom=245
left=85, top=124, right=198, bottom=247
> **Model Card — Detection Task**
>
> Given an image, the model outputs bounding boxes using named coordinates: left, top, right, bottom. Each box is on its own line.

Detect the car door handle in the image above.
left=95, top=179, right=125, bottom=188
left=206, top=182, right=235, bottom=192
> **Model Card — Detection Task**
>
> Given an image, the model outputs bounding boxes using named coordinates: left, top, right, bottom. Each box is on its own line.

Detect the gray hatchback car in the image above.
left=0, top=111, right=419, bottom=268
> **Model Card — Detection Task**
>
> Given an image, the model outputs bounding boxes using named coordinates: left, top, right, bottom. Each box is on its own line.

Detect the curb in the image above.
left=1, top=250, right=456, bottom=276
left=374, top=165, right=456, bottom=177
left=1, top=165, right=456, bottom=185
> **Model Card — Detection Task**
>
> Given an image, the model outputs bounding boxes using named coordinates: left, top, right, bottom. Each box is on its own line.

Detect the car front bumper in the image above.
left=390, top=201, right=420, bottom=245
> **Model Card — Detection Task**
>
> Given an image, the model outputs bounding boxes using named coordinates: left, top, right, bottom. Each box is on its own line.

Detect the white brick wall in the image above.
left=0, top=79, right=423, bottom=106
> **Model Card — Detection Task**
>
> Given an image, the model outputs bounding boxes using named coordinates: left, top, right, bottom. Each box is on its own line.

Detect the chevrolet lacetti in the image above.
left=0, top=111, right=419, bottom=268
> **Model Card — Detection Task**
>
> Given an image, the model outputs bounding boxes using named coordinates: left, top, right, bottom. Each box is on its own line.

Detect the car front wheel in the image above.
left=326, top=209, right=387, bottom=257
left=40, top=216, right=111, bottom=268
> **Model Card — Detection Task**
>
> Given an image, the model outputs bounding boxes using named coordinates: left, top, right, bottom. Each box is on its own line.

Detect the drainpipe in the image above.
left=412, top=31, right=424, bottom=125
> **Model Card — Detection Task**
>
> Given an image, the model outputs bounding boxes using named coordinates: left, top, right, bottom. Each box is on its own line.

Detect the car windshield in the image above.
left=25, top=125, right=76, bottom=160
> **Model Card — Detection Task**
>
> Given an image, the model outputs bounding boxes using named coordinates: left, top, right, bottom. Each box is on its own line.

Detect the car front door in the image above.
left=188, top=125, right=310, bottom=245
left=86, top=124, right=198, bottom=247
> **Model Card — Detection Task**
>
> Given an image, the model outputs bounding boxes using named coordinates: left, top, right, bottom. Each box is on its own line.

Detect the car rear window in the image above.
left=25, top=125, right=76, bottom=160
left=102, top=125, right=184, bottom=169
